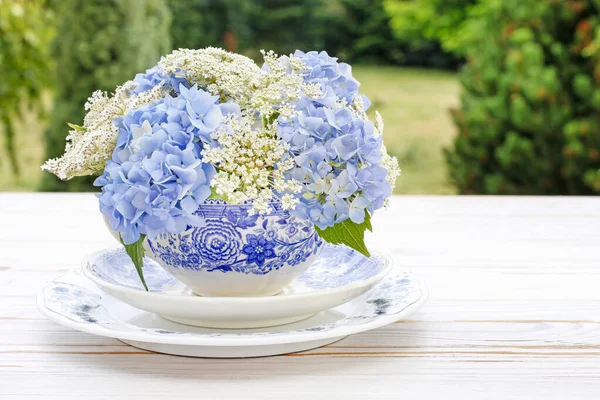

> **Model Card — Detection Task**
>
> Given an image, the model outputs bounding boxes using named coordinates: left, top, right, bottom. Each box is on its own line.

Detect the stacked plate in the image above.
left=37, top=244, right=427, bottom=358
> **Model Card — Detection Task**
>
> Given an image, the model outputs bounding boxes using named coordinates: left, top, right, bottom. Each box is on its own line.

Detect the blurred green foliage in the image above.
left=251, top=0, right=326, bottom=56
left=0, top=0, right=54, bottom=178
left=41, top=0, right=172, bottom=191
left=332, top=0, right=421, bottom=65
left=445, top=0, right=600, bottom=194
left=169, top=0, right=332, bottom=56
left=329, top=0, right=399, bottom=63
left=169, top=0, right=459, bottom=69
left=385, top=0, right=478, bottom=54
left=326, top=0, right=460, bottom=68
left=170, top=0, right=254, bottom=52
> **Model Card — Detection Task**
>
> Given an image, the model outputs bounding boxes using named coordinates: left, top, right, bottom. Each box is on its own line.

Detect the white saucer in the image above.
left=38, top=267, right=427, bottom=358
left=82, top=245, right=393, bottom=328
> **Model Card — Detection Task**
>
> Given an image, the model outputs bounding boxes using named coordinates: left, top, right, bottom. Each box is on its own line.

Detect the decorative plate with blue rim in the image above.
left=82, top=244, right=394, bottom=329
left=38, top=262, right=427, bottom=358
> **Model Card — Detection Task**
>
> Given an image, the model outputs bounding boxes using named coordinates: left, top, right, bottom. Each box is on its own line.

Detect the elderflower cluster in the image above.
left=201, top=114, right=302, bottom=214
left=374, top=111, right=401, bottom=190
left=158, top=47, right=264, bottom=106
left=42, top=82, right=168, bottom=179
left=250, top=50, right=320, bottom=119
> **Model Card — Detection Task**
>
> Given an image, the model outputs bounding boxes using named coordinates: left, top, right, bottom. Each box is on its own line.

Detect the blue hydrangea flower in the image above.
left=130, top=66, right=188, bottom=95
left=276, top=50, right=393, bottom=229
left=293, top=50, right=360, bottom=106
left=94, top=85, right=228, bottom=244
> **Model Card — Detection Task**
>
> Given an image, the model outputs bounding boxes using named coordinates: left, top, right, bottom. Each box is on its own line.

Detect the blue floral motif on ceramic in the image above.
left=146, top=200, right=323, bottom=276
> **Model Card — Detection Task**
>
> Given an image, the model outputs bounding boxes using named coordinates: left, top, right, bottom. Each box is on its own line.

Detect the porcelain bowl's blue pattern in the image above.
left=140, top=200, right=323, bottom=296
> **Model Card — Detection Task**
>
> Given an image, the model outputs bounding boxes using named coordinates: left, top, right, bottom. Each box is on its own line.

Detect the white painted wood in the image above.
left=1, top=194, right=600, bottom=399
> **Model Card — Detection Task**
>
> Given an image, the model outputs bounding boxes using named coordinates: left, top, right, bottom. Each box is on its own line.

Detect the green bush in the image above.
left=319, top=0, right=462, bottom=69
left=41, top=0, right=171, bottom=191
left=296, top=0, right=459, bottom=68
left=168, top=0, right=459, bottom=68
left=251, top=0, right=325, bottom=56
left=169, top=0, right=322, bottom=57
left=326, top=0, right=406, bottom=65
left=445, top=0, right=600, bottom=194
left=383, top=0, right=474, bottom=68
left=170, top=0, right=254, bottom=52
left=384, top=0, right=478, bottom=55
left=0, top=0, right=54, bottom=178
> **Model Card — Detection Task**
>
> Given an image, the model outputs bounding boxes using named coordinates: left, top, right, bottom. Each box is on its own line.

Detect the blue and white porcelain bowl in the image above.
left=105, top=200, right=323, bottom=297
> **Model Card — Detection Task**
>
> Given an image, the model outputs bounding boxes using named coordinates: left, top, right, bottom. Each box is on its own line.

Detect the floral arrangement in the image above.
left=43, top=48, right=400, bottom=278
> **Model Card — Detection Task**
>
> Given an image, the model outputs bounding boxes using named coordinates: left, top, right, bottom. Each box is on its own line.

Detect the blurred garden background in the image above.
left=1, top=0, right=599, bottom=194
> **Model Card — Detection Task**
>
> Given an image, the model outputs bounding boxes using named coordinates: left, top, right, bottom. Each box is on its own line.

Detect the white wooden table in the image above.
left=1, top=194, right=599, bottom=399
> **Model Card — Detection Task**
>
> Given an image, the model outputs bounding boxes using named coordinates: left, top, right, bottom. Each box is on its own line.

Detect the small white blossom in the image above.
left=381, top=146, right=401, bottom=190
left=252, top=50, right=320, bottom=119
left=374, top=110, right=385, bottom=136
left=281, top=193, right=299, bottom=210
left=369, top=110, right=400, bottom=189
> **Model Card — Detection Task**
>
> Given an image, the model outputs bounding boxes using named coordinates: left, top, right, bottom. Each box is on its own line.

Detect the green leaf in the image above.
left=119, top=234, right=148, bottom=291
left=66, top=122, right=86, bottom=132
left=315, top=212, right=372, bottom=257
left=364, top=213, right=373, bottom=232
left=267, top=111, right=280, bottom=125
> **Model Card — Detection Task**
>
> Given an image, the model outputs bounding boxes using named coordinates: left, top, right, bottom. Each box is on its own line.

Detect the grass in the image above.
left=0, top=67, right=460, bottom=194
left=353, top=66, right=459, bottom=194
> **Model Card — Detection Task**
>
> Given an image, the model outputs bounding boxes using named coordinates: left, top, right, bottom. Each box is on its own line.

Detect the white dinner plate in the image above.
left=38, top=267, right=427, bottom=358
left=82, top=244, right=393, bottom=328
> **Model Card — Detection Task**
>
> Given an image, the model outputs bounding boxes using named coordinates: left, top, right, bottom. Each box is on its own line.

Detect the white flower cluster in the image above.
left=201, top=115, right=302, bottom=214
left=158, top=47, right=264, bottom=106
left=374, top=111, right=401, bottom=190
left=250, top=50, right=319, bottom=120
left=42, top=82, right=168, bottom=179
left=159, top=48, right=320, bottom=121
left=350, top=95, right=367, bottom=119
